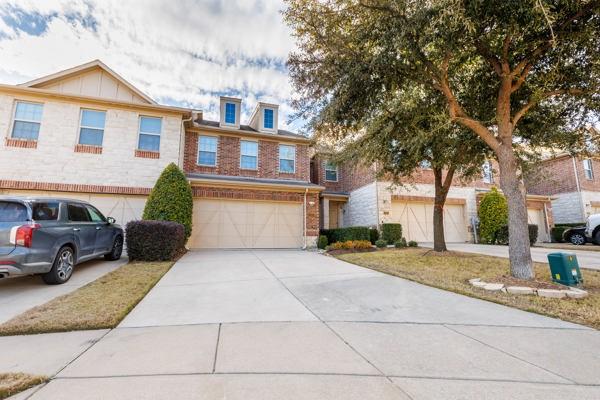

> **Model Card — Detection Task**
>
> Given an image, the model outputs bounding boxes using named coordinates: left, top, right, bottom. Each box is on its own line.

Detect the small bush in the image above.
left=478, top=188, right=508, bottom=244
left=328, top=240, right=373, bottom=250
left=375, top=239, right=388, bottom=248
left=407, top=240, right=418, bottom=247
left=126, top=220, right=185, bottom=261
left=381, top=223, right=402, bottom=244
left=495, top=224, right=539, bottom=246
left=143, top=163, right=193, bottom=239
left=319, top=226, right=370, bottom=243
left=369, top=228, right=380, bottom=244
left=317, top=235, right=328, bottom=249
left=394, top=238, right=407, bottom=248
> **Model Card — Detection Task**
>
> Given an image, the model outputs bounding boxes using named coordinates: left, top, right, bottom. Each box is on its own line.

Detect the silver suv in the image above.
left=0, top=197, right=124, bottom=284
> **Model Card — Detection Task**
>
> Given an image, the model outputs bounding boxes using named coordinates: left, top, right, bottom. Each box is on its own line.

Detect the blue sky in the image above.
left=0, top=0, right=302, bottom=130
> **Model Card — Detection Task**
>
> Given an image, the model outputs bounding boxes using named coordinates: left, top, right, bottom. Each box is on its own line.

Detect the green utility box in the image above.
left=547, top=253, right=583, bottom=286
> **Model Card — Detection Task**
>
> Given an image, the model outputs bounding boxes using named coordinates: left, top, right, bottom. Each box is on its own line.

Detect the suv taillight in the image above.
left=10, top=224, right=41, bottom=248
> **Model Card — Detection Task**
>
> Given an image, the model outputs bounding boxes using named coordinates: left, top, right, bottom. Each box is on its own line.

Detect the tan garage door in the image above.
left=391, top=201, right=467, bottom=243
left=527, top=208, right=548, bottom=243
left=189, top=199, right=304, bottom=249
left=592, top=205, right=600, bottom=215
left=0, top=189, right=146, bottom=227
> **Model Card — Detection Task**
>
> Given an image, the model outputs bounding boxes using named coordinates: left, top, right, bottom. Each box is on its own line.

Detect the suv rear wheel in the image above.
left=104, top=235, right=123, bottom=261
left=42, top=246, right=75, bottom=285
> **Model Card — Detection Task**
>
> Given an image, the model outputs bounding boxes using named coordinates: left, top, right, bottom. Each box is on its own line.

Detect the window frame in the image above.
left=10, top=100, right=44, bottom=141
left=137, top=115, right=162, bottom=152
left=583, top=159, right=594, bottom=180
left=263, top=108, right=274, bottom=130
left=197, top=135, right=218, bottom=167
left=78, top=108, right=106, bottom=147
left=278, top=144, right=296, bottom=174
left=224, top=103, right=236, bottom=125
left=240, top=139, right=259, bottom=170
left=325, top=162, right=338, bottom=182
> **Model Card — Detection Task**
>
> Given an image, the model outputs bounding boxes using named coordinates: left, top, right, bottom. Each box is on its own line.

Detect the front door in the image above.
left=66, top=203, right=97, bottom=258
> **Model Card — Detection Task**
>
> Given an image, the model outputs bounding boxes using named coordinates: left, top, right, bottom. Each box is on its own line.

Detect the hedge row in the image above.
left=495, top=224, right=539, bottom=246
left=126, top=220, right=186, bottom=261
left=320, top=226, right=370, bottom=244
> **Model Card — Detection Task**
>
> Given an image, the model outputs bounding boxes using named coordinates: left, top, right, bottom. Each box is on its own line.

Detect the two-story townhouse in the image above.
left=0, top=60, right=190, bottom=226
left=526, top=154, right=600, bottom=224
left=311, top=156, right=554, bottom=243
left=183, top=97, right=323, bottom=249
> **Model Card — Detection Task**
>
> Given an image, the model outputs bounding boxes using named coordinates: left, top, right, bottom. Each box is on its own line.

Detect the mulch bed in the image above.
left=327, top=248, right=377, bottom=256
left=492, top=275, right=566, bottom=290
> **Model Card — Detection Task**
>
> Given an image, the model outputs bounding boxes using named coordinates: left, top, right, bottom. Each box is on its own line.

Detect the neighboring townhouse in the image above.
left=311, top=156, right=554, bottom=243
left=0, top=60, right=190, bottom=226
left=526, top=154, right=600, bottom=224
left=183, top=97, right=322, bottom=249
left=0, top=60, right=323, bottom=249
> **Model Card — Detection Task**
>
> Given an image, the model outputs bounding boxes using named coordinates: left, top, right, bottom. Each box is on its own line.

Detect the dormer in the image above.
left=249, top=102, right=279, bottom=134
left=219, top=96, right=241, bottom=129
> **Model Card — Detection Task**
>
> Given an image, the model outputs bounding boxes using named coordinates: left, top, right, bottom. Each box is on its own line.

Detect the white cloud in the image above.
left=0, top=0, right=302, bottom=129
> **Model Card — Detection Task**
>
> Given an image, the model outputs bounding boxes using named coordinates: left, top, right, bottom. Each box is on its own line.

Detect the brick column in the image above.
left=323, top=197, right=330, bottom=229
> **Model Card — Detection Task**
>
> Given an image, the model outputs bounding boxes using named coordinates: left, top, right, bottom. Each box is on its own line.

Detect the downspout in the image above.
left=303, top=188, right=308, bottom=249
left=178, top=111, right=195, bottom=169
left=572, top=156, right=586, bottom=221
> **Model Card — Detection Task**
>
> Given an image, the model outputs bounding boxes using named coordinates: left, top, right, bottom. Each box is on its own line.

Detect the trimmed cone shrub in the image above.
left=143, top=163, right=193, bottom=239
left=381, top=223, right=402, bottom=244
left=375, top=239, right=387, bottom=248
left=478, top=187, right=508, bottom=244
left=317, top=235, right=328, bottom=249
left=126, top=220, right=185, bottom=261
left=369, top=228, right=380, bottom=244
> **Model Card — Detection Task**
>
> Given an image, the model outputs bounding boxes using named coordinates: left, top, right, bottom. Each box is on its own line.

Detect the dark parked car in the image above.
left=0, top=197, right=123, bottom=284
left=562, top=226, right=588, bottom=246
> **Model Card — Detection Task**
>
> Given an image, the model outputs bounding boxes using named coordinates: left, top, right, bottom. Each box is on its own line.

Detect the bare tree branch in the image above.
left=512, top=88, right=586, bottom=126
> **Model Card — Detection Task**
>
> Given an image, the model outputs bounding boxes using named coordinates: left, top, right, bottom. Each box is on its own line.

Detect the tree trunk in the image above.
left=432, top=167, right=454, bottom=252
left=496, top=146, right=534, bottom=280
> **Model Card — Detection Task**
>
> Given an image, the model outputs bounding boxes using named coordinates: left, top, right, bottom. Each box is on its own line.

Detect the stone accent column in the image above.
left=323, top=197, right=330, bottom=229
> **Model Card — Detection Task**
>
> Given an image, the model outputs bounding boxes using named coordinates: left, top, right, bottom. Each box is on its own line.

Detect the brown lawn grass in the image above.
left=337, top=248, right=600, bottom=329
left=0, top=373, right=47, bottom=399
left=0, top=261, right=173, bottom=336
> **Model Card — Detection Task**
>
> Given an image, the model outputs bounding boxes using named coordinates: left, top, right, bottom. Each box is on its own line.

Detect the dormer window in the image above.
left=225, top=103, right=236, bottom=124
left=264, top=109, right=274, bottom=129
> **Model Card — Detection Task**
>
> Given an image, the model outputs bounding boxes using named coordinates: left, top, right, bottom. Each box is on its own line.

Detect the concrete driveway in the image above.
left=422, top=242, right=600, bottom=271
left=0, top=257, right=126, bottom=324
left=8, top=250, right=600, bottom=400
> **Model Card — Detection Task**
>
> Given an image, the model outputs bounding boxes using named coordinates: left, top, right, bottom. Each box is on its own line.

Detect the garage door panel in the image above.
left=191, top=199, right=303, bottom=249
left=391, top=200, right=467, bottom=243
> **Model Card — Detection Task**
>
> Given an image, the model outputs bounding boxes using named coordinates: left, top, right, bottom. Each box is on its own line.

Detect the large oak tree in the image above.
left=284, top=0, right=600, bottom=279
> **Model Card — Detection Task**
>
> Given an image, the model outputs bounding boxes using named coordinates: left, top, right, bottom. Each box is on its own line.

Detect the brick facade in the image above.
left=0, top=179, right=151, bottom=195
left=184, top=131, right=310, bottom=182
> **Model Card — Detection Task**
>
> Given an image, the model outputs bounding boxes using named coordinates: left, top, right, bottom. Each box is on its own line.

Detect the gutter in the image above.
left=179, top=111, right=197, bottom=169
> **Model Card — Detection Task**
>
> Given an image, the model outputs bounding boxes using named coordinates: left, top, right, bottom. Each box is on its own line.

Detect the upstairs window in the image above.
left=198, top=135, right=218, bottom=166
left=420, top=160, right=432, bottom=169
left=138, top=116, right=162, bottom=152
left=482, top=160, right=494, bottom=184
left=279, top=144, right=295, bottom=173
left=583, top=159, right=594, bottom=180
left=12, top=101, right=43, bottom=140
left=325, top=162, right=338, bottom=182
left=79, top=109, right=106, bottom=146
left=264, top=108, right=274, bottom=129
left=240, top=140, right=258, bottom=170
left=225, top=103, right=236, bottom=124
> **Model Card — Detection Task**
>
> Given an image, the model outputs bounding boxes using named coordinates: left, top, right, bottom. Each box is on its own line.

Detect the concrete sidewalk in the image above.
left=422, top=242, right=600, bottom=271
left=6, top=250, right=600, bottom=400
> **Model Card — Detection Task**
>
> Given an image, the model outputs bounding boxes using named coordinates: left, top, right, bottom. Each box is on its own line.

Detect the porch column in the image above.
left=323, top=197, right=330, bottom=229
